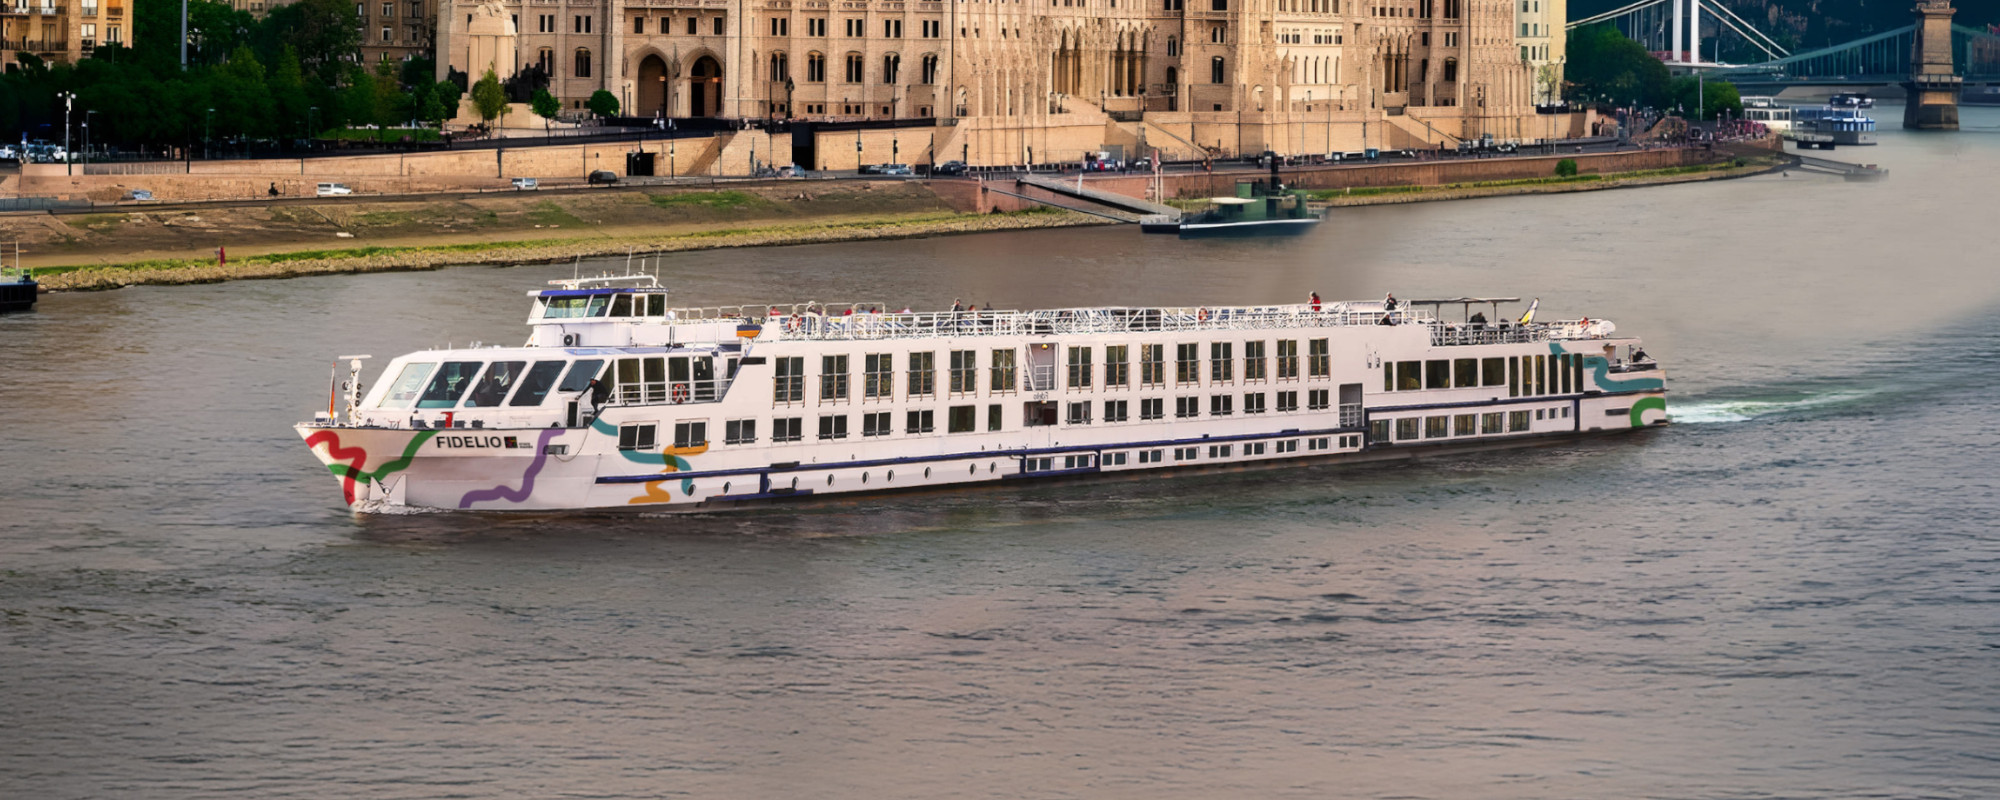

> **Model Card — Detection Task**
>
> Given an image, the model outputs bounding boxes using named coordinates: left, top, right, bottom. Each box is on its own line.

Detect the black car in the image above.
left=588, top=170, right=619, bottom=185
left=932, top=160, right=968, bottom=176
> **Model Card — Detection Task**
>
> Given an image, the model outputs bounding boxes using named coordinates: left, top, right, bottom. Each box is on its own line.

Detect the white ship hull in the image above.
left=300, top=284, right=1666, bottom=513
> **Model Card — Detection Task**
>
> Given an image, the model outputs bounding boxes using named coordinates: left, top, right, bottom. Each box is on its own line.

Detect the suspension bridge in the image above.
left=1568, top=0, right=2000, bottom=88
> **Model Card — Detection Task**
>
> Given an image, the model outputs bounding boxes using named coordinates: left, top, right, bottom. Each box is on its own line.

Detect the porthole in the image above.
left=924, top=467, right=931, bottom=479
left=791, top=476, right=799, bottom=490
left=862, top=472, right=869, bottom=484
left=989, top=462, right=996, bottom=473
left=970, top=463, right=976, bottom=475
left=887, top=470, right=895, bottom=482
left=723, top=481, right=731, bottom=494
left=827, top=475, right=834, bottom=486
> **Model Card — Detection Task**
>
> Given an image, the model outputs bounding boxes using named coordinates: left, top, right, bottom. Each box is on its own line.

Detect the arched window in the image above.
left=575, top=48, right=592, bottom=78
left=770, top=51, right=789, bottom=81
left=1166, top=35, right=1178, bottom=56
left=1166, top=65, right=1178, bottom=85
left=845, top=52, right=864, bottom=83
left=921, top=53, right=939, bottom=84
left=1210, top=56, right=1225, bottom=84
left=807, top=51, right=826, bottom=82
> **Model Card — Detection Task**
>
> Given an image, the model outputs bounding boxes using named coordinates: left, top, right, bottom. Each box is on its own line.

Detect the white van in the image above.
left=510, top=177, right=539, bottom=190
left=316, top=182, right=353, bottom=196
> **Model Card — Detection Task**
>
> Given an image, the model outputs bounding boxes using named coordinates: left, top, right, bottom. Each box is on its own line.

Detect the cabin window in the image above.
left=1210, top=342, right=1233, bottom=382
left=542, top=294, right=609, bottom=318
left=416, top=361, right=484, bottom=408
left=1066, top=346, right=1092, bottom=389
left=1141, top=344, right=1165, bottom=386
left=821, top=355, right=850, bottom=402
left=673, top=421, right=707, bottom=448
left=990, top=349, right=1018, bottom=393
left=908, top=352, right=937, bottom=397
left=1244, top=393, right=1266, bottom=414
left=725, top=419, right=757, bottom=444
left=1454, top=358, right=1478, bottom=388
left=609, top=294, right=633, bottom=317
left=557, top=359, right=604, bottom=395
left=1209, top=394, right=1233, bottom=416
left=1309, top=388, right=1330, bottom=410
left=1065, top=402, right=1091, bottom=425
left=951, top=350, right=979, bottom=394
left=1425, top=360, right=1450, bottom=389
left=863, top=411, right=893, bottom=437
left=1454, top=414, right=1476, bottom=436
left=1508, top=410, right=1531, bottom=431
left=1369, top=419, right=1390, bottom=443
left=1104, top=345, right=1129, bottom=387
left=1483, top=357, right=1506, bottom=387
left=1572, top=355, right=1585, bottom=394
left=1208, top=444, right=1232, bottom=458
left=1396, top=361, right=1422, bottom=391
left=378, top=362, right=436, bottom=409
left=1536, top=355, right=1549, bottom=395
left=1508, top=357, right=1520, bottom=397
left=1242, top=341, right=1266, bottom=381
left=774, top=357, right=805, bottom=403
left=1275, top=340, right=1299, bottom=380
left=1104, top=399, right=1128, bottom=422
left=818, top=414, right=848, bottom=440
left=772, top=417, right=803, bottom=442
left=1396, top=418, right=1421, bottom=440
left=690, top=358, right=716, bottom=402
left=906, top=409, right=934, bottom=433
left=505, top=361, right=569, bottom=407
left=648, top=295, right=667, bottom=316
left=463, top=361, right=528, bottom=407
left=618, top=423, right=657, bottom=450
left=1276, top=390, right=1298, bottom=412
left=948, top=405, right=977, bottom=433
left=1308, top=339, right=1330, bottom=377
left=864, top=353, right=894, bottom=398
left=989, top=404, right=1004, bottom=431
left=1559, top=354, right=1574, bottom=394
left=1175, top=446, right=1199, bottom=461
left=1175, top=397, right=1200, bottom=418
left=1140, top=398, right=1164, bottom=420
left=1176, top=343, right=1200, bottom=384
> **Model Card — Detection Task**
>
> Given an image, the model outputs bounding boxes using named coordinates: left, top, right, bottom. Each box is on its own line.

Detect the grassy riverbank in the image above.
left=1303, top=159, right=1774, bottom=205
left=35, top=206, right=1089, bottom=291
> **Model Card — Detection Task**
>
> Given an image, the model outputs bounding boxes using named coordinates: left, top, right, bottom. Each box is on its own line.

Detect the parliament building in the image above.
left=440, top=0, right=1573, bottom=167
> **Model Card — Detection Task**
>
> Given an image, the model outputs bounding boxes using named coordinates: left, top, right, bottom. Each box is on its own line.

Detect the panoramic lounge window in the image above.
left=462, top=361, right=527, bottom=407
left=508, top=361, right=570, bottom=407
left=416, top=361, right=484, bottom=408
left=378, top=362, right=435, bottom=409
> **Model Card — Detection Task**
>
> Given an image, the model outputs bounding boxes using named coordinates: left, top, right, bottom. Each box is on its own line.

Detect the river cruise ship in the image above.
left=297, top=275, right=1668, bottom=512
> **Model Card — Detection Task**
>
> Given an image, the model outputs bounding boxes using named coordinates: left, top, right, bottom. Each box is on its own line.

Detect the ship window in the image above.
left=906, top=409, right=935, bottom=433
left=1209, top=394, right=1233, bottom=416
left=863, top=411, right=892, bottom=436
left=542, top=295, right=596, bottom=318
left=725, top=419, right=757, bottom=444
left=1454, top=358, right=1478, bottom=388
left=558, top=359, right=605, bottom=394
left=1277, top=390, right=1298, bottom=412
left=618, top=423, right=657, bottom=450
left=1425, top=416, right=1449, bottom=438
left=1277, top=340, right=1299, bottom=379
left=508, top=361, right=569, bottom=406
left=1308, top=388, right=1329, bottom=410
left=1509, top=410, right=1531, bottom=431
left=1425, top=360, right=1450, bottom=389
left=1243, top=341, right=1266, bottom=381
left=1482, top=412, right=1503, bottom=433
left=1560, top=354, right=1573, bottom=394
left=989, top=404, right=1004, bottom=431
left=674, top=421, right=707, bottom=448
left=1141, top=398, right=1164, bottom=420
left=378, top=362, right=435, bottom=409
left=908, top=352, right=937, bottom=397
left=1395, top=417, right=1420, bottom=440
left=1141, top=344, right=1165, bottom=386
left=586, top=295, right=610, bottom=317
left=1105, top=345, right=1129, bottom=387
left=865, top=353, right=894, bottom=398
left=990, top=349, right=1018, bottom=393
left=462, top=361, right=527, bottom=407
left=1103, top=399, right=1128, bottom=422
left=416, top=361, right=483, bottom=408
left=818, top=414, right=848, bottom=440
left=1308, top=338, right=1330, bottom=377
left=949, top=405, right=978, bottom=433
left=773, top=417, right=804, bottom=442
left=1369, top=419, right=1389, bottom=443
left=1396, top=361, right=1421, bottom=391
left=1176, top=343, right=1200, bottom=384
left=1210, top=342, right=1233, bottom=382
left=1244, top=392, right=1266, bottom=414
left=1508, top=357, right=1520, bottom=397
left=1454, top=414, right=1476, bottom=435
left=1483, top=357, right=1505, bottom=386
left=609, top=294, right=633, bottom=317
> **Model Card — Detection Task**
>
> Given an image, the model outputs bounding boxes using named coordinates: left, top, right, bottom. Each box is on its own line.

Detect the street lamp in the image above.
left=57, top=91, right=73, bottom=176
left=204, top=107, right=214, bottom=160
left=83, top=109, right=95, bottom=168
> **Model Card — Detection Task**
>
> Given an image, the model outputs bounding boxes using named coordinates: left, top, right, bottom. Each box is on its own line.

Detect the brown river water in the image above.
left=2, top=104, right=1998, bottom=798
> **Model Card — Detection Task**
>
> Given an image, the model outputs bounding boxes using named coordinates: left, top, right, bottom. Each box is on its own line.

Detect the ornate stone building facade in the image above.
left=1, top=0, right=128, bottom=70
left=439, top=0, right=1561, bottom=163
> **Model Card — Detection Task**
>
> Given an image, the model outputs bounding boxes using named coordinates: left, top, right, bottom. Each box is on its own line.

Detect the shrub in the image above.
left=1555, top=158, right=1579, bottom=178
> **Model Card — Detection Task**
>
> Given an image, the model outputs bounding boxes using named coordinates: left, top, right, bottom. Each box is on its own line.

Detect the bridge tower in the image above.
left=1904, top=0, right=1961, bottom=130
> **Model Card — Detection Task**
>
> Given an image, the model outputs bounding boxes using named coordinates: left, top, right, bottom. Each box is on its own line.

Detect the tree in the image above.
left=1555, top=158, right=1578, bottom=178
left=586, top=89, right=620, bottom=119
left=1564, top=24, right=1671, bottom=108
left=471, top=68, right=509, bottom=126
left=530, top=88, right=561, bottom=135
left=260, top=0, right=360, bottom=86
left=269, top=45, right=311, bottom=138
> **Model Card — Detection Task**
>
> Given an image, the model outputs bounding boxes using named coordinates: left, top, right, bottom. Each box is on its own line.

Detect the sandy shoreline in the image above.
left=29, top=160, right=1769, bottom=292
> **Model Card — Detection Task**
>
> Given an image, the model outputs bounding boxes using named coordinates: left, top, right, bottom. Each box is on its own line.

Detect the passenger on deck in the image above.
left=952, top=298, right=965, bottom=313
left=1309, top=291, right=1322, bottom=311
left=1470, top=312, right=1488, bottom=325
left=1632, top=347, right=1651, bottom=363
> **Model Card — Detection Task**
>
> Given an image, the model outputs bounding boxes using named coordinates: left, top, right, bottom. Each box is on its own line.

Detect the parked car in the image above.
left=587, top=170, right=618, bottom=185
left=1341, top=150, right=1371, bottom=161
left=932, top=160, right=968, bottom=176
left=879, top=163, right=914, bottom=176
left=859, top=163, right=885, bottom=175
left=1131, top=156, right=1154, bottom=171
left=123, top=189, right=154, bottom=202
left=0, top=145, right=16, bottom=163
left=315, top=182, right=352, bottom=196
left=1494, top=142, right=1519, bottom=154
left=510, top=177, right=540, bottom=190
left=777, top=164, right=804, bottom=178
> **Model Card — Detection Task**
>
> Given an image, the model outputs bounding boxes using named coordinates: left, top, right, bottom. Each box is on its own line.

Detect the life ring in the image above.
left=671, top=384, right=689, bottom=404
left=1196, top=307, right=1210, bottom=322
left=785, top=315, right=802, bottom=333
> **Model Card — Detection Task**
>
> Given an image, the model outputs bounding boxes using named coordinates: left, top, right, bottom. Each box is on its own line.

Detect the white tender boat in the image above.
left=298, top=275, right=1668, bottom=512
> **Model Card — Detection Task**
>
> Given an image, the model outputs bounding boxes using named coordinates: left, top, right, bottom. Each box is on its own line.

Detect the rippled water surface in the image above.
left=4, top=106, right=1999, bottom=798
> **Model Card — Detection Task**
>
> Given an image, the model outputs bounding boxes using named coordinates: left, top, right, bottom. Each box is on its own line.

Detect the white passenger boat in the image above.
left=1740, top=96, right=1793, bottom=133
left=297, top=275, right=1668, bottom=513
